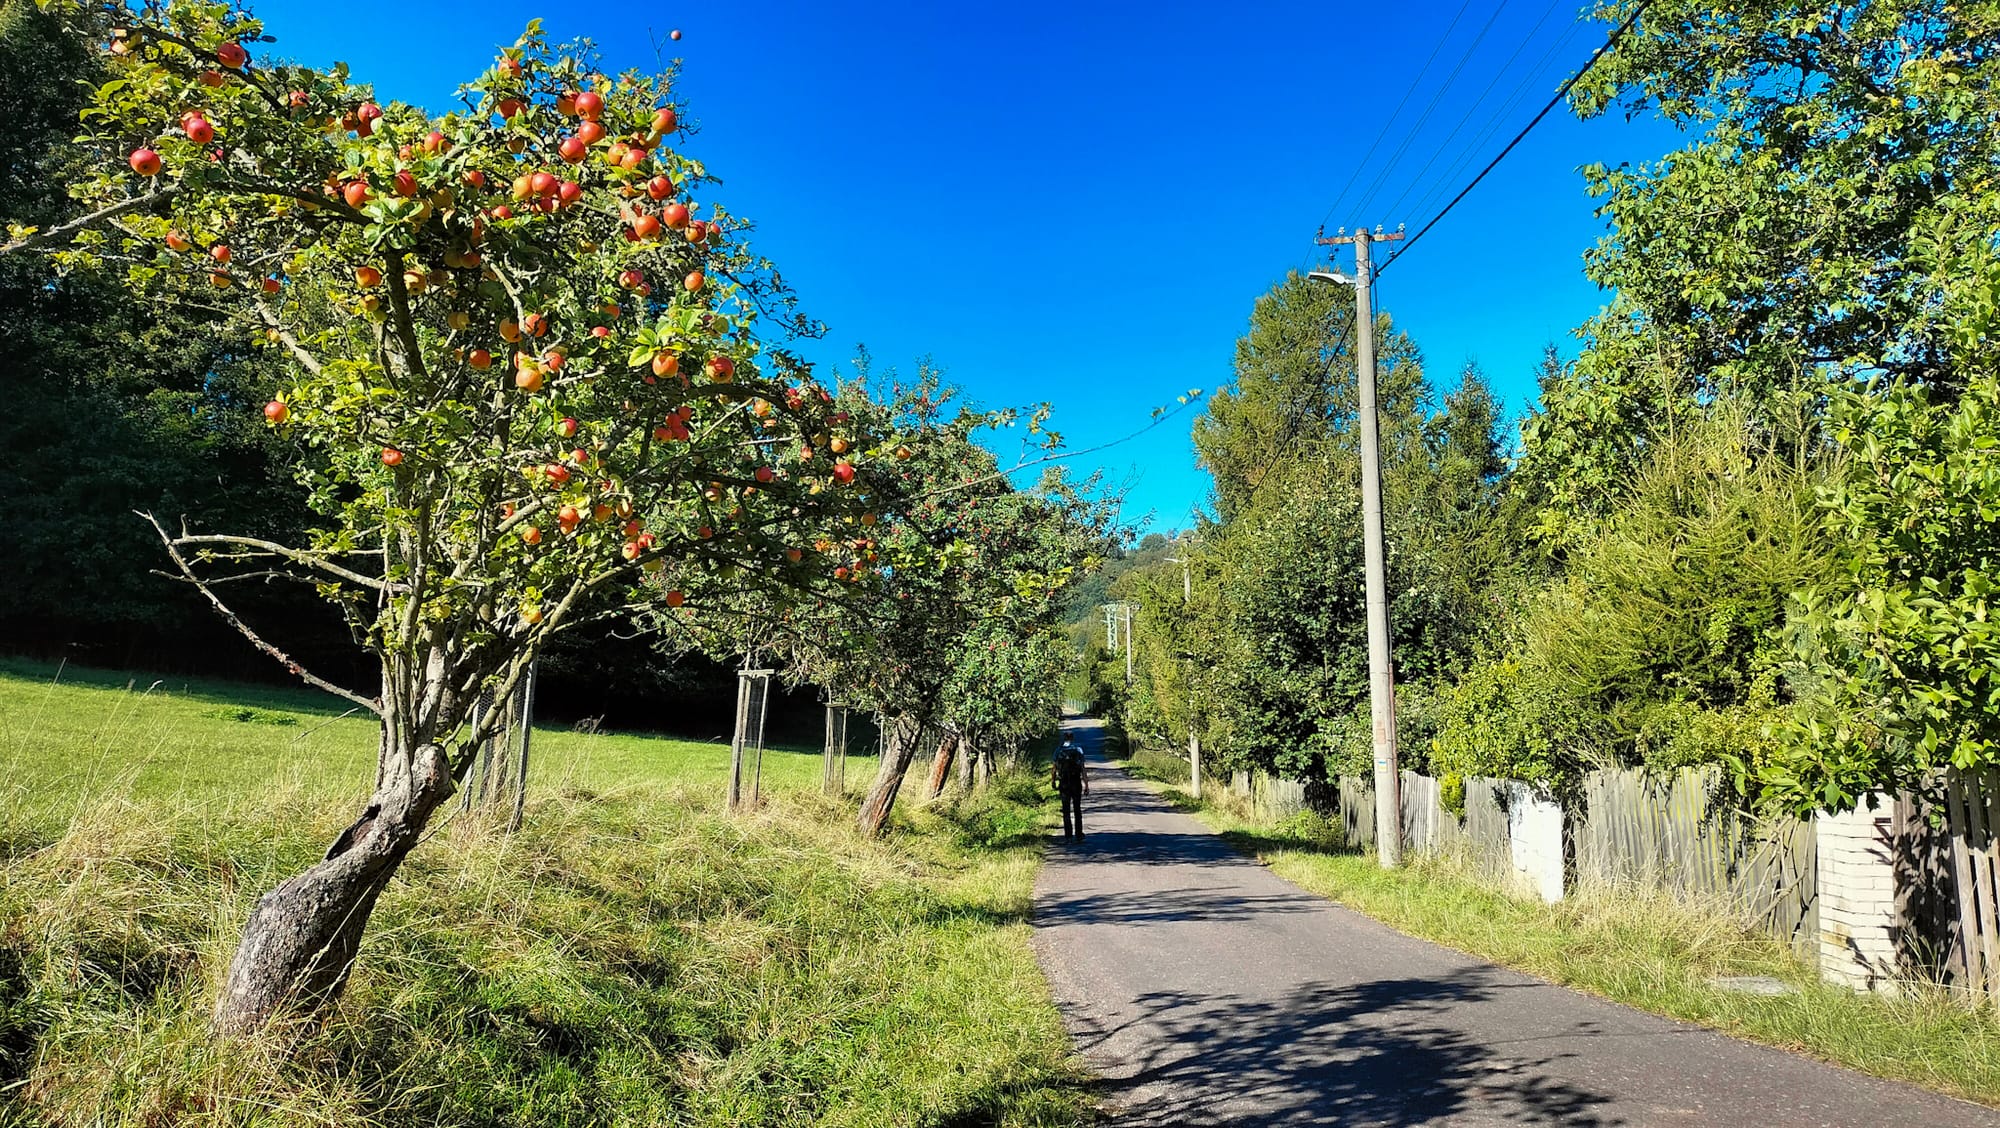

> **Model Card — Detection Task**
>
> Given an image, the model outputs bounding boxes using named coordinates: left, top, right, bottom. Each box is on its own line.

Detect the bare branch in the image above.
left=176, top=533, right=398, bottom=592
left=141, top=511, right=383, bottom=715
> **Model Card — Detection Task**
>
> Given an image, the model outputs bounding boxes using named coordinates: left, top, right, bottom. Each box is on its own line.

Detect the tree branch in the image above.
left=0, top=186, right=182, bottom=256
left=141, top=511, right=383, bottom=715
left=175, top=533, right=399, bottom=592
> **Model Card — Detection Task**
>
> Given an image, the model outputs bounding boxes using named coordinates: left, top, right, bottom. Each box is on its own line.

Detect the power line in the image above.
left=1378, top=0, right=1571, bottom=224
left=1300, top=0, right=1476, bottom=270
left=1347, top=0, right=1513, bottom=223
left=1232, top=312, right=1355, bottom=517
left=1377, top=0, right=1654, bottom=276
left=1404, top=16, right=1590, bottom=225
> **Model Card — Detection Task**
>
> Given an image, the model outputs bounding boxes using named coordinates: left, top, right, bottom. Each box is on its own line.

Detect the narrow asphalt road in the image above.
left=1030, top=718, right=2000, bottom=1127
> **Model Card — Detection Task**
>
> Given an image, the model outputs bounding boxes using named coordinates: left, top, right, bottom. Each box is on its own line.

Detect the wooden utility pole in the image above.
left=1169, top=549, right=1202, bottom=801
left=1123, top=602, right=1134, bottom=687
left=1317, top=224, right=1404, bottom=868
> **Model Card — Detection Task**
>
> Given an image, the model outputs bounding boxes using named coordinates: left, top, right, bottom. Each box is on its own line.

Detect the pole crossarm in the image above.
left=1315, top=233, right=1405, bottom=246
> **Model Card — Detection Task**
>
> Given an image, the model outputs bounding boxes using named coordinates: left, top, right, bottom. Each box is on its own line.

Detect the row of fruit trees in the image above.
left=4, top=0, right=1111, bottom=1037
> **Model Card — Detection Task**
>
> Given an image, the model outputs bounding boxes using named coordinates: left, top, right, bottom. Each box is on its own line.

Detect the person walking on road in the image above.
left=1052, top=736, right=1088, bottom=840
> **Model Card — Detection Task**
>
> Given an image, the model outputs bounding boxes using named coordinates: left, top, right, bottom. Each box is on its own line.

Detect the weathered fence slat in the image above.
left=1984, top=769, right=2000, bottom=1004
left=1963, top=769, right=2000, bottom=1004
left=1946, top=775, right=1987, bottom=1003
left=1569, top=766, right=1816, bottom=950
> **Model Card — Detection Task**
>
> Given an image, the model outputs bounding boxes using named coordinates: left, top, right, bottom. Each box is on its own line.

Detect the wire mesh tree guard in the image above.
left=727, top=668, right=774, bottom=812
left=459, top=659, right=537, bottom=832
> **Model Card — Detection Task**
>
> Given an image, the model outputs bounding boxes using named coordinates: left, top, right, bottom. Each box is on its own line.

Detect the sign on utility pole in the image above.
left=1315, top=225, right=1404, bottom=869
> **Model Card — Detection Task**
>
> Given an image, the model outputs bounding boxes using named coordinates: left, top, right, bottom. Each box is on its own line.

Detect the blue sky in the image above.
left=252, top=0, right=1683, bottom=533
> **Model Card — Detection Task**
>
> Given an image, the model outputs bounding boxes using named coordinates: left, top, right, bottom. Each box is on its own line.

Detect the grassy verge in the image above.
left=1119, top=748, right=2000, bottom=1108
left=0, top=661, right=1090, bottom=1126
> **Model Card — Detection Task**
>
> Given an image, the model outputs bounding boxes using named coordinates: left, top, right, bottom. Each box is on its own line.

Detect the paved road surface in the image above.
left=1031, top=718, right=2000, bottom=1127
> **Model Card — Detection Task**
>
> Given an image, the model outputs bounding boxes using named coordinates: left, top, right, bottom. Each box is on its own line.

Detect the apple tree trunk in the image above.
left=208, top=644, right=492, bottom=1040
left=857, top=713, right=925, bottom=838
left=923, top=729, right=959, bottom=800
left=956, top=730, right=978, bottom=791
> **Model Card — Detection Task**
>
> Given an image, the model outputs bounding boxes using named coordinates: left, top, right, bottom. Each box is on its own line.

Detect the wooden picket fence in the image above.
left=1944, top=767, right=2000, bottom=1005
left=1280, top=759, right=1998, bottom=1002
left=1229, top=769, right=1307, bottom=822
left=1335, top=765, right=1812, bottom=940
left=1576, top=767, right=1818, bottom=950
left=1339, top=771, right=1566, bottom=902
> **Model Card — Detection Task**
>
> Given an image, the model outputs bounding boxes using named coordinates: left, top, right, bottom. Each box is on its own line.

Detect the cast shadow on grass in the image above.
left=1218, top=827, right=1357, bottom=859
left=1070, top=971, right=1622, bottom=1127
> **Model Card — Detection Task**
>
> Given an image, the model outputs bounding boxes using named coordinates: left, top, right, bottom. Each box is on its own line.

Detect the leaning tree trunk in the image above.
left=211, top=738, right=456, bottom=1035
left=923, top=728, right=960, bottom=801
left=858, top=714, right=925, bottom=838
left=956, top=730, right=978, bottom=791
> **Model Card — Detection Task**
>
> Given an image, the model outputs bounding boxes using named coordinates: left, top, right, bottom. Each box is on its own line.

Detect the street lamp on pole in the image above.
left=1308, top=243, right=1402, bottom=869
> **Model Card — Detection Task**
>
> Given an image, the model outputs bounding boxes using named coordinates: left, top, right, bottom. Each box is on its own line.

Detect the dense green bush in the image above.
left=1430, top=413, right=1827, bottom=793
left=1773, top=249, right=2000, bottom=811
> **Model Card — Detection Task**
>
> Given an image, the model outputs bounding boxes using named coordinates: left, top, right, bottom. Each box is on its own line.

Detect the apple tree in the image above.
left=11, top=0, right=881, bottom=1035
left=717, top=377, right=1105, bottom=836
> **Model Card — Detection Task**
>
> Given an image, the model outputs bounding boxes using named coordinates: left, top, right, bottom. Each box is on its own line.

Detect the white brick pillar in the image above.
left=1816, top=796, right=1898, bottom=992
left=1503, top=783, right=1566, bottom=904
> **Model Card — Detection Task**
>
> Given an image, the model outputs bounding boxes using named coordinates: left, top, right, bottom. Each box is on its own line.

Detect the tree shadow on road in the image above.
left=1036, top=884, right=1330, bottom=927
left=1067, top=968, right=1624, bottom=1127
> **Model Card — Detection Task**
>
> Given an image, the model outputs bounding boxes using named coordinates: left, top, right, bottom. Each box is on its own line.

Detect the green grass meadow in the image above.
left=0, top=659, right=1090, bottom=1127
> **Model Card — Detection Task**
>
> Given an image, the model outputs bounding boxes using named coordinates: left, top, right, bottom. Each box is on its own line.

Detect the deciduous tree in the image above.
left=14, top=0, right=876, bottom=1035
